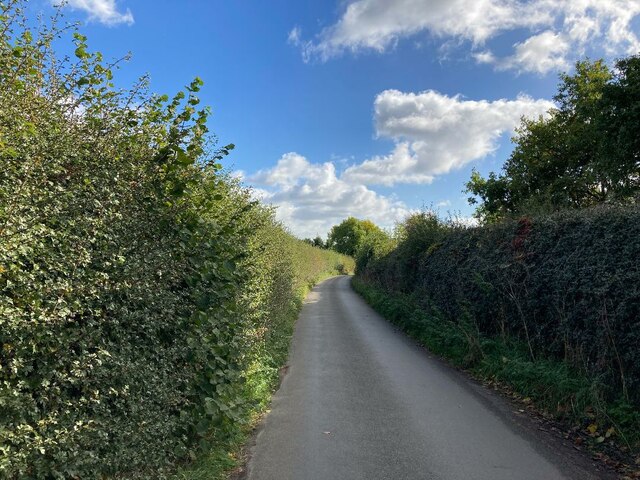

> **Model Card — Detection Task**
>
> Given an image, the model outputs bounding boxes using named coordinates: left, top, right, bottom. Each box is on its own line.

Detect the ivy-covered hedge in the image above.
left=358, top=207, right=640, bottom=433
left=0, top=5, right=353, bottom=478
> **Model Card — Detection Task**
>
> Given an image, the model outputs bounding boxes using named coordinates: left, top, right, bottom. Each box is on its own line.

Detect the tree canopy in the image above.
left=303, top=236, right=326, bottom=248
left=467, top=56, right=640, bottom=221
left=326, top=217, right=394, bottom=272
left=326, top=217, right=386, bottom=256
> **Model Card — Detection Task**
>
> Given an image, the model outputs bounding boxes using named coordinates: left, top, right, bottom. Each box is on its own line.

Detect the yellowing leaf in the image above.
left=587, top=423, right=598, bottom=435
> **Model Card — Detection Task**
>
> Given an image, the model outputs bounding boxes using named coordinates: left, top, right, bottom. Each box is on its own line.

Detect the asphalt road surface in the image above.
left=247, top=276, right=613, bottom=480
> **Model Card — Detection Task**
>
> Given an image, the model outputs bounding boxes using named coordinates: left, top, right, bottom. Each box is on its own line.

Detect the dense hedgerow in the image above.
left=357, top=208, right=639, bottom=440
left=0, top=4, right=353, bottom=478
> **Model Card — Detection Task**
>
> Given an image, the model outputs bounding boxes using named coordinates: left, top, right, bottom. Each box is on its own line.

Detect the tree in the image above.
left=353, top=226, right=395, bottom=273
left=327, top=217, right=385, bottom=256
left=598, top=55, right=640, bottom=199
left=302, top=236, right=325, bottom=248
left=327, top=218, right=394, bottom=272
left=312, top=236, right=325, bottom=248
left=467, top=56, right=640, bottom=221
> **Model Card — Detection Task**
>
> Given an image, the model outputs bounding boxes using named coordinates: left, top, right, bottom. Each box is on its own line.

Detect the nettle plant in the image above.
left=0, top=2, right=252, bottom=477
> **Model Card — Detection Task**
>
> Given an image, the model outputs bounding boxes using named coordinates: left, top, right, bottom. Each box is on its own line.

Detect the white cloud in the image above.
left=342, top=143, right=434, bottom=186
left=288, top=26, right=302, bottom=45
left=343, top=89, right=554, bottom=186
left=250, top=153, right=410, bottom=238
left=473, top=50, right=498, bottom=65
left=62, top=0, right=134, bottom=26
left=301, top=0, right=540, bottom=59
left=494, top=31, right=571, bottom=74
left=295, top=0, right=640, bottom=73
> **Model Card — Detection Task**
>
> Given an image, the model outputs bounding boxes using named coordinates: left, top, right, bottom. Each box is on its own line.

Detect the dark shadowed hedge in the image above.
left=359, top=207, right=640, bottom=411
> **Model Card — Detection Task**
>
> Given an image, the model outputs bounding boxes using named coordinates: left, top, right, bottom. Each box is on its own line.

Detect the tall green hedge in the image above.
left=0, top=5, right=353, bottom=478
left=359, top=207, right=640, bottom=426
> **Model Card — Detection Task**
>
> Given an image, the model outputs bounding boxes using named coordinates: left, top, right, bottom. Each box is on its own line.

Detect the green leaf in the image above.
left=74, top=46, right=88, bottom=59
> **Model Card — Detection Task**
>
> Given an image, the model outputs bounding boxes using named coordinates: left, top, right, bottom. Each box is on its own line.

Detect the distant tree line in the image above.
left=302, top=236, right=327, bottom=249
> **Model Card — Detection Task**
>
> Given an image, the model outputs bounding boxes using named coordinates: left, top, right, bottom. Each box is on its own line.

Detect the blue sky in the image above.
left=37, top=1, right=640, bottom=238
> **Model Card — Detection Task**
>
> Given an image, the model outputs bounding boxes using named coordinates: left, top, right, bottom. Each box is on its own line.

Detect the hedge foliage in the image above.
left=358, top=208, right=640, bottom=433
left=0, top=5, right=353, bottom=478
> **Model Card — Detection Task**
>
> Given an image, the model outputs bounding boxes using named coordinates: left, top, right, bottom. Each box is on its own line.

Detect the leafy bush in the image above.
left=0, top=5, right=353, bottom=478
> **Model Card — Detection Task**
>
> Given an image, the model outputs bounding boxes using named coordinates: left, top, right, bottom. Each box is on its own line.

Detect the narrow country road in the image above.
left=247, top=276, right=613, bottom=480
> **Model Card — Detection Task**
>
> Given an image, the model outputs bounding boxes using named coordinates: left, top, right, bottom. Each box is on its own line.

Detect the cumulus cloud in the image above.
left=250, top=153, right=410, bottom=238
left=343, top=89, right=554, bottom=186
left=295, top=0, right=640, bottom=73
left=62, top=0, right=134, bottom=26
left=494, top=31, right=571, bottom=74
left=342, top=143, right=435, bottom=186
